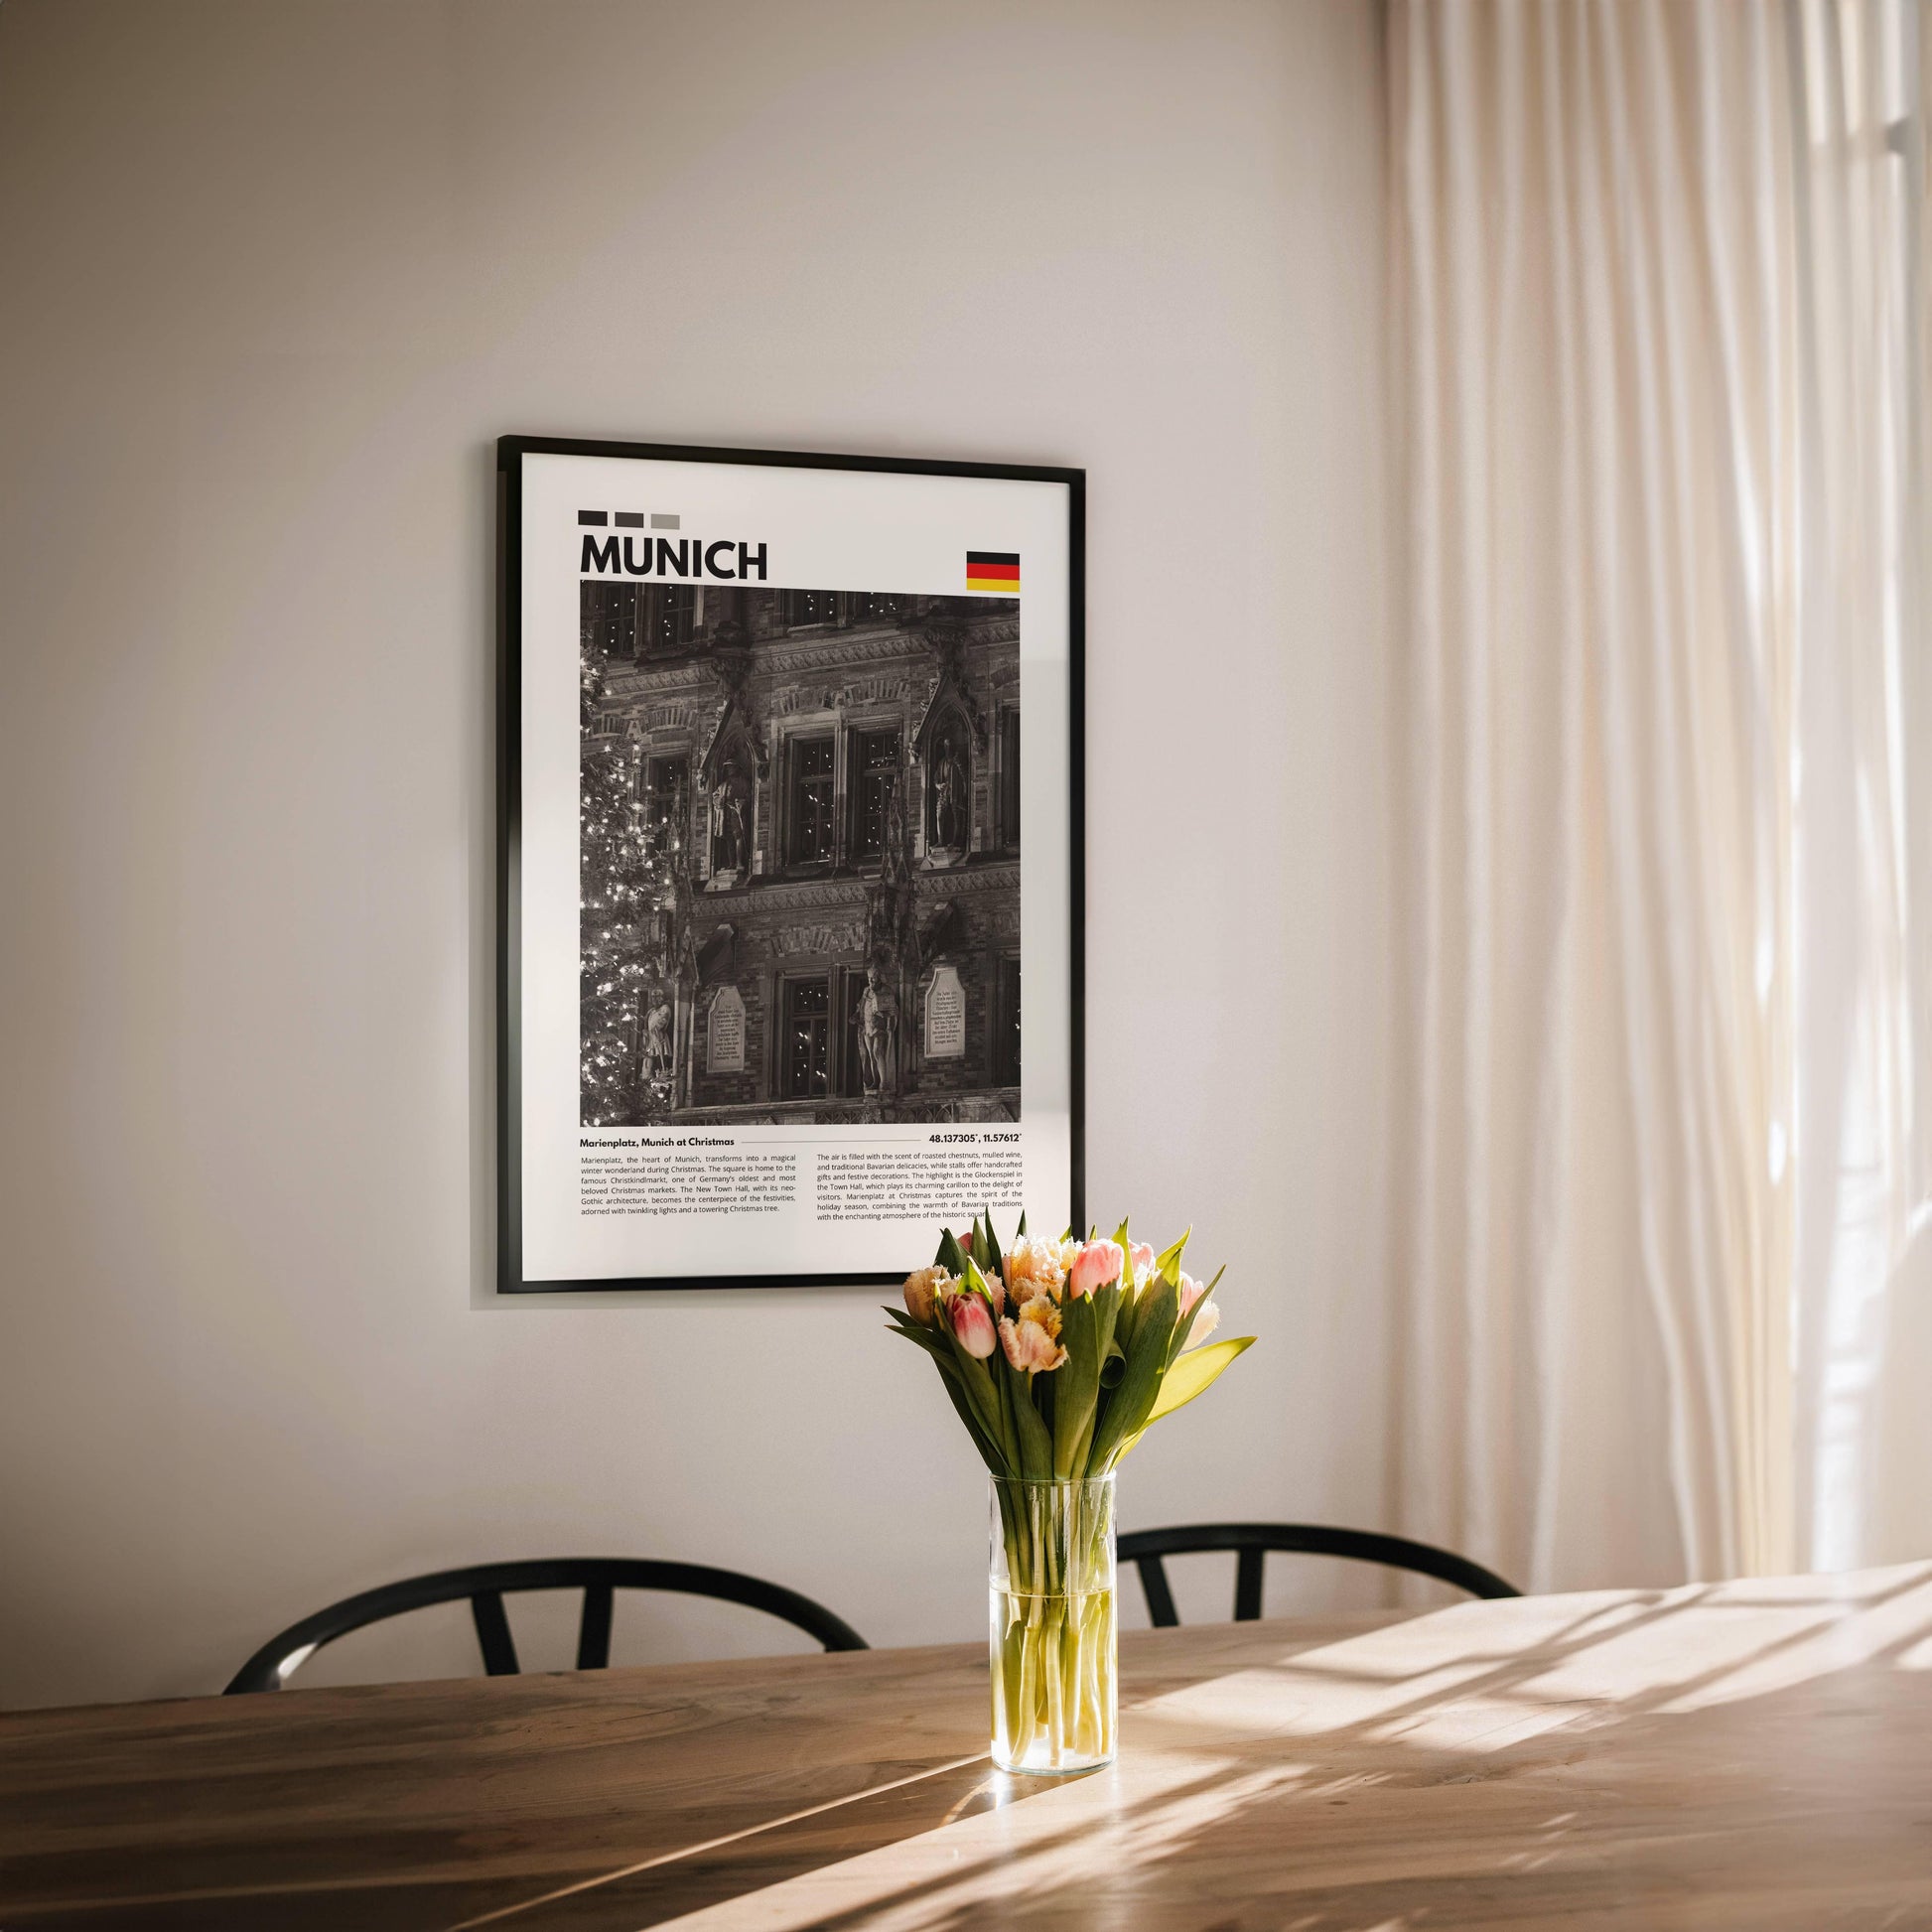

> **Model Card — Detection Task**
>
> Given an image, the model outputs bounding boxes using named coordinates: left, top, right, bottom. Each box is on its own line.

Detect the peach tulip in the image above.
left=1017, top=1293, right=1061, bottom=1338
left=1001, top=1234, right=1065, bottom=1304
left=999, top=1312, right=1068, bottom=1373
left=1067, top=1239, right=1124, bottom=1298
left=902, top=1265, right=953, bottom=1326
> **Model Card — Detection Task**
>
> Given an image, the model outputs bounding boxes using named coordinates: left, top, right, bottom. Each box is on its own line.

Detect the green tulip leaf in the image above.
left=1155, top=1228, right=1190, bottom=1289
left=1085, top=1274, right=1178, bottom=1472
left=1050, top=1290, right=1101, bottom=1476
left=1013, top=1373, right=1054, bottom=1477
left=978, top=1208, right=1006, bottom=1293
left=1144, top=1335, right=1254, bottom=1429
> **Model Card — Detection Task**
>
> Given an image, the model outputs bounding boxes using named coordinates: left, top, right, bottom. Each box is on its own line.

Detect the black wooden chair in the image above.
left=224, top=1557, right=868, bottom=1693
left=1117, top=1523, right=1519, bottom=1627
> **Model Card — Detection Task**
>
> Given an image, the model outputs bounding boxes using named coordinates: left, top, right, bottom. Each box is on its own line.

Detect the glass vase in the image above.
left=988, top=1474, right=1117, bottom=1774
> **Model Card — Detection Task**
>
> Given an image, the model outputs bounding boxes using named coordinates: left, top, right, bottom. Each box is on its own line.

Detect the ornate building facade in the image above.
left=581, top=585, right=1022, bottom=1125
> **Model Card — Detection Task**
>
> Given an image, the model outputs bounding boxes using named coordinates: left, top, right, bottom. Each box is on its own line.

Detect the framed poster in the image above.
left=497, top=437, right=1084, bottom=1292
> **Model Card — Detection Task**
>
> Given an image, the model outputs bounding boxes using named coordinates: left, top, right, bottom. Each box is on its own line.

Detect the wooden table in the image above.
left=4, top=1563, right=1929, bottom=1930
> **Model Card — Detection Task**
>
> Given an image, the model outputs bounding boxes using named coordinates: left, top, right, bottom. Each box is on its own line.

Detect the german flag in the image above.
left=966, top=550, right=1020, bottom=594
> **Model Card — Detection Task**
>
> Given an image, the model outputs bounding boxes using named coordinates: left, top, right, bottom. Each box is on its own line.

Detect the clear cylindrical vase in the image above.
left=989, top=1474, right=1117, bottom=1774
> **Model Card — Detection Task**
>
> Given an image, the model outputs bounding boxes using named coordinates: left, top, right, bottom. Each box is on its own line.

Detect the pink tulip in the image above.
left=948, top=1293, right=998, bottom=1359
left=1130, top=1241, right=1156, bottom=1275
left=999, top=1314, right=1068, bottom=1373
left=1067, top=1239, right=1124, bottom=1298
left=1178, top=1273, right=1220, bottom=1349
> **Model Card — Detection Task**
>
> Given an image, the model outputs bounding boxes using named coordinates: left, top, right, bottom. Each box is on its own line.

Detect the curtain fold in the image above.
left=1389, top=0, right=1928, bottom=1589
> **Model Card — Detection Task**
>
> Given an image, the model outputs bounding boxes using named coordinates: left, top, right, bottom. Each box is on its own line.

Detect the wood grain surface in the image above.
left=2, top=1564, right=1928, bottom=1930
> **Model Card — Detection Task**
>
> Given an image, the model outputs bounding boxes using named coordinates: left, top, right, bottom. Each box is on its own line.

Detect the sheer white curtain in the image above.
left=1389, top=0, right=1929, bottom=1589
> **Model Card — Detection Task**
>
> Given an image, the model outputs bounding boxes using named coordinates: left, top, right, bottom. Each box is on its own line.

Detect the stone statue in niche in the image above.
left=711, top=750, right=751, bottom=875
left=642, top=988, right=674, bottom=1079
left=858, top=963, right=900, bottom=1099
left=928, top=722, right=968, bottom=852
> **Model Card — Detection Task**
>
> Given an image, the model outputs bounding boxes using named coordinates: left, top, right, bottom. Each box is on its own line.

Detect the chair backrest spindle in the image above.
left=470, top=1591, right=519, bottom=1675
left=575, top=1583, right=615, bottom=1672
left=1133, top=1554, right=1181, bottom=1628
left=1233, top=1546, right=1268, bottom=1621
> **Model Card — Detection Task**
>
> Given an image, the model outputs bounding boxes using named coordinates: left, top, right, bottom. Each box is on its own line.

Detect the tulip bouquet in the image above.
left=888, top=1212, right=1253, bottom=1773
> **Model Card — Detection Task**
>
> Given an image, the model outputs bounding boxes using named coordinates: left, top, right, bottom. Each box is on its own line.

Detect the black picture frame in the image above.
left=496, top=435, right=1085, bottom=1293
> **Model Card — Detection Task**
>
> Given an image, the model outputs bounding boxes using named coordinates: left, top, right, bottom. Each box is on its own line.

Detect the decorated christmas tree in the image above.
left=579, top=631, right=674, bottom=1127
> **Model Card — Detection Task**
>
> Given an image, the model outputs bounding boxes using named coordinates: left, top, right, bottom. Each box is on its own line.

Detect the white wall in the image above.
left=0, top=0, right=1392, bottom=1709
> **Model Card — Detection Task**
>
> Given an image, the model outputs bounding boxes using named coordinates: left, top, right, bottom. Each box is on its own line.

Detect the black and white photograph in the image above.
left=580, top=585, right=1024, bottom=1130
